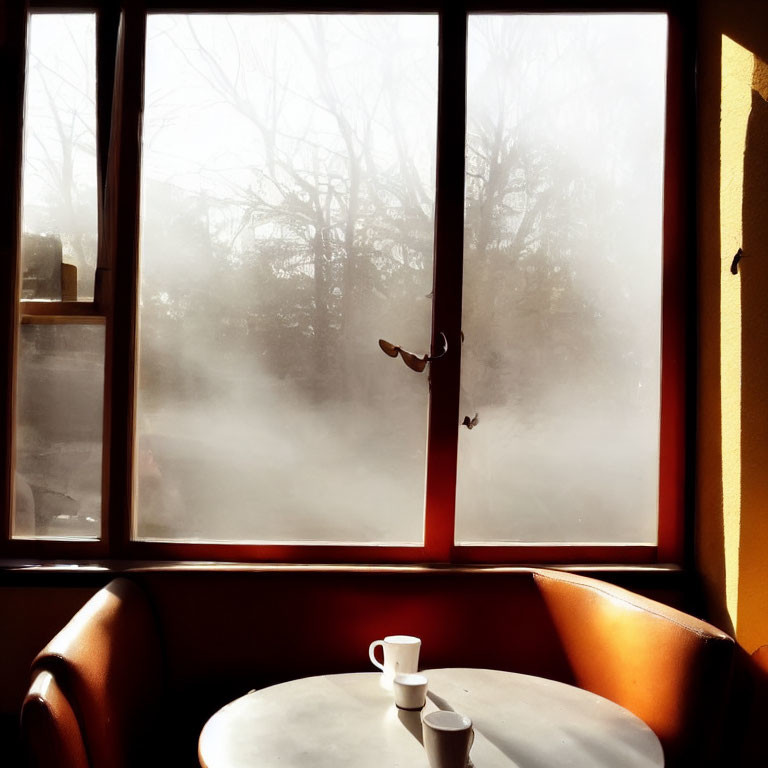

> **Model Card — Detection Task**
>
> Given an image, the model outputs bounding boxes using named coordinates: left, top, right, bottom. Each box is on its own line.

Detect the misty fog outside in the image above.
left=136, top=15, right=437, bottom=542
left=15, top=325, right=104, bottom=539
left=11, top=12, right=668, bottom=547
left=14, top=14, right=103, bottom=540
left=456, top=14, right=667, bottom=544
left=20, top=14, right=98, bottom=300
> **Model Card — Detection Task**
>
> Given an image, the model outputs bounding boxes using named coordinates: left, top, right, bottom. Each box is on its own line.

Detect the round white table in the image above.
left=198, top=668, right=665, bottom=768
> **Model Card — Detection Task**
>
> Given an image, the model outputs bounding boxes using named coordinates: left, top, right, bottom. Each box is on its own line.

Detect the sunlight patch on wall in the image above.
left=736, top=50, right=768, bottom=653
left=719, top=35, right=752, bottom=632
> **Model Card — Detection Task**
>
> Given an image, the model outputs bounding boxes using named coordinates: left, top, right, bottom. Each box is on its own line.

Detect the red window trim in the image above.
left=1, top=0, right=691, bottom=566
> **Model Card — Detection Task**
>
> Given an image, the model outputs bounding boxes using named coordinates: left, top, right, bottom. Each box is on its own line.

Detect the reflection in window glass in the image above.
left=14, top=324, right=104, bottom=539
left=456, top=15, right=667, bottom=544
left=137, top=15, right=437, bottom=543
left=21, top=14, right=97, bottom=301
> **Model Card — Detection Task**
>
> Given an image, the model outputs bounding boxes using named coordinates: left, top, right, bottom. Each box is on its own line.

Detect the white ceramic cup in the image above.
left=368, top=635, right=421, bottom=684
left=393, top=672, right=428, bottom=710
left=422, top=710, right=474, bottom=768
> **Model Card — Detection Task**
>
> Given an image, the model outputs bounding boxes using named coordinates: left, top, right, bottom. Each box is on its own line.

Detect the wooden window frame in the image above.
left=0, top=0, right=692, bottom=566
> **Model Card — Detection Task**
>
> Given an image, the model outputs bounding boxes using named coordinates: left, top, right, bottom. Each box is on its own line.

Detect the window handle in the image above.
left=378, top=332, right=448, bottom=373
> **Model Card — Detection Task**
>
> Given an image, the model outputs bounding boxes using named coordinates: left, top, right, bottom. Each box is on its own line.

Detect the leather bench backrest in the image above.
left=137, top=570, right=574, bottom=694
left=21, top=669, right=88, bottom=768
left=24, top=569, right=736, bottom=768
left=533, top=568, right=735, bottom=767
left=31, top=578, right=164, bottom=768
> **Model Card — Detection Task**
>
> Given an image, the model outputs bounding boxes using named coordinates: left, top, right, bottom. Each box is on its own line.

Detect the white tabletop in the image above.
left=199, top=668, right=664, bottom=768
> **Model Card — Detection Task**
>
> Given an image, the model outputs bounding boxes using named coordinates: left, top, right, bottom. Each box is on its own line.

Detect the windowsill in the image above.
left=0, top=558, right=685, bottom=580
left=0, top=559, right=697, bottom=616
left=0, top=558, right=683, bottom=570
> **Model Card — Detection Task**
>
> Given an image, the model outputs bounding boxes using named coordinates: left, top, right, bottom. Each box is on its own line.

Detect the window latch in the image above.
left=731, top=248, right=743, bottom=275
left=378, top=332, right=448, bottom=373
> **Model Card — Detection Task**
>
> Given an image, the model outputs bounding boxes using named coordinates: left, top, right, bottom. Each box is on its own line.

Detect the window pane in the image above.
left=136, top=15, right=437, bottom=543
left=21, top=14, right=97, bottom=301
left=14, top=324, right=104, bottom=539
left=456, top=14, right=667, bottom=544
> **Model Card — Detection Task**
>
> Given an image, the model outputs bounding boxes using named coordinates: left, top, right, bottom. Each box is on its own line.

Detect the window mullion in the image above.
left=97, top=4, right=120, bottom=216
left=657, top=9, right=691, bottom=564
left=94, top=4, right=122, bottom=557
left=424, top=5, right=467, bottom=562
left=104, top=6, right=146, bottom=557
left=0, top=2, right=29, bottom=549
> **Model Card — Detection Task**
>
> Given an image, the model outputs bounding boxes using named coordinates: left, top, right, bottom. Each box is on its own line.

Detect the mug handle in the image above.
left=369, top=639, right=385, bottom=671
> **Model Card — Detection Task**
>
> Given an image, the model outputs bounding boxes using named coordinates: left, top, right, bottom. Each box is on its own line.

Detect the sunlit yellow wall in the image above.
left=697, top=0, right=768, bottom=651
left=719, top=33, right=749, bottom=634
left=734, top=48, right=768, bottom=653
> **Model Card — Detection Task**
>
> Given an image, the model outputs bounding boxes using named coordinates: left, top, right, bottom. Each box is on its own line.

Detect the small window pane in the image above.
left=136, top=15, right=437, bottom=543
left=14, top=324, right=104, bottom=539
left=456, top=14, right=667, bottom=544
left=21, top=14, right=97, bottom=301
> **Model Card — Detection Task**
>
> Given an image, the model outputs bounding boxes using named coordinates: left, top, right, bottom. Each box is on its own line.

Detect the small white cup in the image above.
left=393, top=672, right=428, bottom=710
left=422, top=710, right=474, bottom=768
left=368, top=635, right=421, bottom=686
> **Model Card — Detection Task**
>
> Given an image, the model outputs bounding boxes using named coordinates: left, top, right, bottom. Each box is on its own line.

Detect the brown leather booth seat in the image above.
left=20, top=569, right=734, bottom=768
left=22, top=579, right=165, bottom=768
left=21, top=671, right=87, bottom=768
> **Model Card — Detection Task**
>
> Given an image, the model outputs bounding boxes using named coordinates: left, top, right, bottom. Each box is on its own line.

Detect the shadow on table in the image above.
left=399, top=691, right=481, bottom=767
left=427, top=691, right=455, bottom=712
left=397, top=689, right=459, bottom=746
left=397, top=709, right=424, bottom=745
left=404, top=689, right=659, bottom=768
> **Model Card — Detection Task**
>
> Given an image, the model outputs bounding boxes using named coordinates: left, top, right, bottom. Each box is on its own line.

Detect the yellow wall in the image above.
left=697, top=0, right=768, bottom=651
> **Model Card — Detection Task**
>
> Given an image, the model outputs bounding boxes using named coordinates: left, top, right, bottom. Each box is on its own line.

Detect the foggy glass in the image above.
left=14, top=324, right=104, bottom=539
left=136, top=15, right=437, bottom=543
left=456, top=15, right=667, bottom=544
left=21, top=14, right=98, bottom=301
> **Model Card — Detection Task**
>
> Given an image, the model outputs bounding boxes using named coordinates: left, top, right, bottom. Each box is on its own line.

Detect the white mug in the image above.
left=393, top=672, right=428, bottom=710
left=368, top=635, right=421, bottom=685
left=422, top=710, right=474, bottom=768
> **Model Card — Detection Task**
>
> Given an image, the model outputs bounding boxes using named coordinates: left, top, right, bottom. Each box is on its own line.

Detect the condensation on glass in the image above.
left=21, top=14, right=98, bottom=302
left=14, top=324, right=104, bottom=539
left=136, top=15, right=437, bottom=543
left=456, top=14, right=668, bottom=544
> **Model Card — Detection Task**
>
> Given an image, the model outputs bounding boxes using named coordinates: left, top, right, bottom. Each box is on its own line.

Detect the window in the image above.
left=0, top=1, right=688, bottom=565
left=136, top=14, right=437, bottom=544
left=456, top=14, right=667, bottom=546
left=13, top=12, right=104, bottom=543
